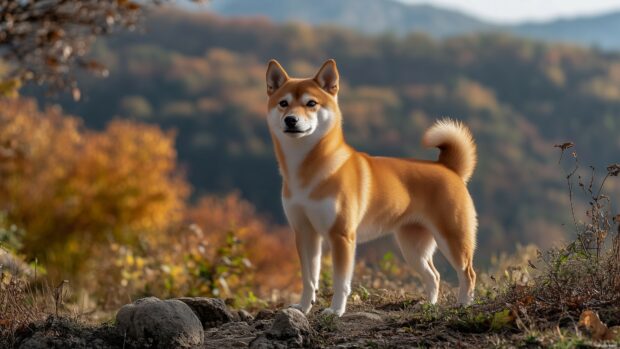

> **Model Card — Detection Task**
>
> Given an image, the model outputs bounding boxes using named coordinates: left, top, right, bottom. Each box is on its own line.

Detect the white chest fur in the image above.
left=269, top=106, right=349, bottom=236
left=283, top=195, right=338, bottom=237
left=279, top=137, right=347, bottom=237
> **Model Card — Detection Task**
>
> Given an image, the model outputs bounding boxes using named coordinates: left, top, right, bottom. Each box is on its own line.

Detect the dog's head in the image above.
left=265, top=59, right=340, bottom=140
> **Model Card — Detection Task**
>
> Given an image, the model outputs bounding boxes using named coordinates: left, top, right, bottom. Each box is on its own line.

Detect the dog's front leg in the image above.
left=323, top=232, right=355, bottom=316
left=291, top=227, right=322, bottom=314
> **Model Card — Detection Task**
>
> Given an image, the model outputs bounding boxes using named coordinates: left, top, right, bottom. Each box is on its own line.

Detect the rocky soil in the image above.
left=6, top=294, right=613, bottom=348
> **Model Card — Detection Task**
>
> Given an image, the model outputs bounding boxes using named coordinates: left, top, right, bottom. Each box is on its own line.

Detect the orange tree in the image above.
left=0, top=98, right=189, bottom=280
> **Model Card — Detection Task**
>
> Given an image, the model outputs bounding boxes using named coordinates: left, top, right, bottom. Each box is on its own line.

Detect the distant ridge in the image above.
left=511, top=11, right=620, bottom=50
left=207, top=0, right=620, bottom=50
left=208, top=0, right=493, bottom=37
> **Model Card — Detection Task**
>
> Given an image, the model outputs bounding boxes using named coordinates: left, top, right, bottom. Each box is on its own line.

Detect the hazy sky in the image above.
left=401, top=0, right=620, bottom=23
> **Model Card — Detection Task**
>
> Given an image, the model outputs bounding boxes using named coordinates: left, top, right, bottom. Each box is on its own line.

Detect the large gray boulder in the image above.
left=115, top=297, right=204, bottom=348
left=176, top=297, right=236, bottom=328
left=250, top=308, right=313, bottom=348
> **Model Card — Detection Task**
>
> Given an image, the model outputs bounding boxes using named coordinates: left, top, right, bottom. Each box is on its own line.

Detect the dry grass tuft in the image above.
left=480, top=146, right=620, bottom=343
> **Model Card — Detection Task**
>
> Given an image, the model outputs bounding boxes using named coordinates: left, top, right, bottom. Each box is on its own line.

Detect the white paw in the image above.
left=457, top=300, right=473, bottom=307
left=457, top=294, right=474, bottom=306
left=321, top=307, right=344, bottom=317
left=289, top=303, right=311, bottom=314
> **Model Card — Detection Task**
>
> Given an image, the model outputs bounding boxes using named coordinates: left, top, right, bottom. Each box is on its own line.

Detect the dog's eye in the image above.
left=306, top=100, right=317, bottom=107
left=279, top=100, right=288, bottom=108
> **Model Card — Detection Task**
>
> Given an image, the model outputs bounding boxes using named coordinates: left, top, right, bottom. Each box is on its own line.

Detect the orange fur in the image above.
left=265, top=59, right=478, bottom=315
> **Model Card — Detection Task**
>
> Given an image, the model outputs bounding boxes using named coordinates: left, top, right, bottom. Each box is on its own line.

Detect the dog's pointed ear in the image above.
left=314, top=59, right=339, bottom=96
left=266, top=59, right=289, bottom=96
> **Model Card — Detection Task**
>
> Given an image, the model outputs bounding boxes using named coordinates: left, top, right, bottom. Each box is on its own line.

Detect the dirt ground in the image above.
left=6, top=290, right=618, bottom=349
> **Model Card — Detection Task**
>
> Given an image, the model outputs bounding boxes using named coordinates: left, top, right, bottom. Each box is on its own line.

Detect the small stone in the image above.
left=268, top=308, right=311, bottom=340
left=250, top=308, right=313, bottom=348
left=176, top=297, right=235, bottom=329
left=255, top=309, right=275, bottom=320
left=115, top=297, right=203, bottom=348
left=238, top=309, right=254, bottom=322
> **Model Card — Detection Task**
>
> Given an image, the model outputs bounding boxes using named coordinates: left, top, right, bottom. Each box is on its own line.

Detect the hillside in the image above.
left=32, top=9, right=620, bottom=266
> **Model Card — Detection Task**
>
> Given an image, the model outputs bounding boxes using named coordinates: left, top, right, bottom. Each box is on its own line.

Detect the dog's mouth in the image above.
left=283, top=128, right=310, bottom=135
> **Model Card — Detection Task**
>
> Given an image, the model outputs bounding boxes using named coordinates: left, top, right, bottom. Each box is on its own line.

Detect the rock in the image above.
left=238, top=309, right=254, bottom=322
left=249, top=335, right=288, bottom=349
left=115, top=297, right=203, bottom=348
left=250, top=308, right=313, bottom=348
left=177, top=297, right=236, bottom=329
left=268, top=308, right=311, bottom=339
left=255, top=309, right=275, bottom=320
left=252, top=319, right=272, bottom=332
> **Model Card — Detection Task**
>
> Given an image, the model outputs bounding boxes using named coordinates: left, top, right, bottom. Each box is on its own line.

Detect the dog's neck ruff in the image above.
left=274, top=113, right=351, bottom=194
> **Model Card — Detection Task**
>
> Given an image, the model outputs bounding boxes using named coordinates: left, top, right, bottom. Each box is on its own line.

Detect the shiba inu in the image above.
left=265, top=59, right=477, bottom=316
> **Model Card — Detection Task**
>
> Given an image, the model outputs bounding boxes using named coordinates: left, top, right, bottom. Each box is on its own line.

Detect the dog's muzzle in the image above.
left=283, top=115, right=309, bottom=134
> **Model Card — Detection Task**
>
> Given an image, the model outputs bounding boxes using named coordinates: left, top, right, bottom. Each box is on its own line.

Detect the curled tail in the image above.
left=422, top=118, right=477, bottom=183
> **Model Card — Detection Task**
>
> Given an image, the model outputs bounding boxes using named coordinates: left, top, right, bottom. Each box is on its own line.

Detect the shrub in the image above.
left=531, top=157, right=620, bottom=310
left=0, top=98, right=189, bottom=281
left=91, top=193, right=297, bottom=309
left=1, top=99, right=298, bottom=310
left=495, top=147, right=620, bottom=331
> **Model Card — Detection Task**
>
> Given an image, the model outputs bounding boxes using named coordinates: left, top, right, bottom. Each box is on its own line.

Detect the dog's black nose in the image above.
left=284, top=116, right=298, bottom=128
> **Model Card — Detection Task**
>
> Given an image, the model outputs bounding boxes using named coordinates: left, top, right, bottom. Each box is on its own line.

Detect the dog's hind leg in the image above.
left=430, top=206, right=477, bottom=305
left=396, top=224, right=440, bottom=304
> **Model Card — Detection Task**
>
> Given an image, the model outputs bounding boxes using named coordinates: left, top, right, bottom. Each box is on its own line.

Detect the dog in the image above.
left=265, top=59, right=478, bottom=316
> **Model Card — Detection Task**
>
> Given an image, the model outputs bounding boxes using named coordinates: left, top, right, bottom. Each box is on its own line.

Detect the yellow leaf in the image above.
left=0, top=78, right=21, bottom=98
left=135, top=257, right=145, bottom=269
left=491, top=309, right=515, bottom=330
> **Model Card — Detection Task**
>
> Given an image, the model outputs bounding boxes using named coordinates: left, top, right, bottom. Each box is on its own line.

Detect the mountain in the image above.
left=208, top=0, right=493, bottom=37
left=206, top=0, right=620, bottom=50
left=512, top=12, right=620, bottom=50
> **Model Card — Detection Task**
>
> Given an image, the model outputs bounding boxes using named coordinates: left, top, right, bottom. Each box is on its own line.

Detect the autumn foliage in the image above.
left=0, top=98, right=295, bottom=306
left=0, top=98, right=188, bottom=279
left=185, top=194, right=298, bottom=296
